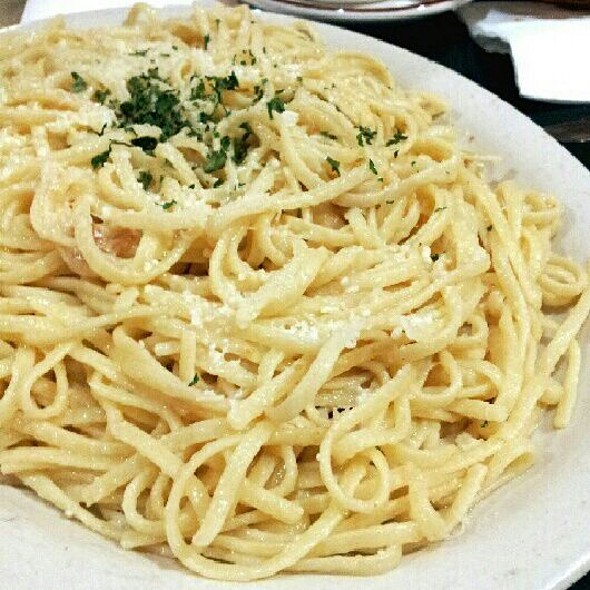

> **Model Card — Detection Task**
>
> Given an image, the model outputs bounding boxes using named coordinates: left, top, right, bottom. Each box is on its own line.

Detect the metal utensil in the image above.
left=543, top=116, right=590, bottom=144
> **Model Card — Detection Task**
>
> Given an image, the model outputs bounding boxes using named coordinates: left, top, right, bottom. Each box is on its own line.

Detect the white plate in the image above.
left=243, top=0, right=473, bottom=23
left=1, top=4, right=590, bottom=590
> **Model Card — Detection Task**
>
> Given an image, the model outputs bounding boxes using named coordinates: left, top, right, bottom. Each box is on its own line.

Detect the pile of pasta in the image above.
left=0, top=3, right=588, bottom=581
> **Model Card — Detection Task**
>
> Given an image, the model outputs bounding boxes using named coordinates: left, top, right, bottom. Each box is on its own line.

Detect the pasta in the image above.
left=0, top=2, right=588, bottom=581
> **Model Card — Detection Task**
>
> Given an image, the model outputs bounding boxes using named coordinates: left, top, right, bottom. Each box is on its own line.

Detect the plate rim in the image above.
left=242, top=0, right=474, bottom=22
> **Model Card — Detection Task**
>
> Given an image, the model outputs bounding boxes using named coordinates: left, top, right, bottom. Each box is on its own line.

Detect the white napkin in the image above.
left=20, top=0, right=196, bottom=23
left=458, top=1, right=590, bottom=103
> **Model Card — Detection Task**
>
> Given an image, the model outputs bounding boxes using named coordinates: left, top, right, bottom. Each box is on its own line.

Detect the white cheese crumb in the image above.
left=280, top=110, right=299, bottom=127
left=284, top=321, right=320, bottom=342
left=399, top=311, right=436, bottom=341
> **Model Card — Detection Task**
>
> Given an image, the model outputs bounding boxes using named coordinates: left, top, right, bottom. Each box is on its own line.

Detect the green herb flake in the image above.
left=91, top=148, right=111, bottom=169
left=386, top=130, right=408, bottom=146
left=233, top=122, right=253, bottom=165
left=137, top=171, right=153, bottom=191
left=220, top=135, right=231, bottom=151
left=188, top=374, right=200, bottom=386
left=93, top=88, right=111, bottom=104
left=204, top=149, right=227, bottom=173
left=431, top=253, right=440, bottom=262
left=252, top=85, right=264, bottom=103
left=326, top=156, right=341, bottom=177
left=487, top=224, right=493, bottom=231
left=368, top=159, right=378, bottom=175
left=190, top=78, right=207, bottom=101
left=433, top=206, right=447, bottom=213
left=320, top=131, right=338, bottom=140
left=130, top=49, right=148, bottom=56
left=161, top=199, right=177, bottom=210
left=118, top=70, right=193, bottom=142
left=70, top=71, right=88, bottom=93
left=204, top=34, right=210, bottom=50
left=215, top=71, right=239, bottom=92
left=266, top=96, right=285, bottom=120
left=131, top=136, right=158, bottom=151
left=356, top=126, right=377, bottom=147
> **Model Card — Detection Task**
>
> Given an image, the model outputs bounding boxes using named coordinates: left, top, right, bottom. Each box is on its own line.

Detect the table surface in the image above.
left=1, top=0, right=589, bottom=588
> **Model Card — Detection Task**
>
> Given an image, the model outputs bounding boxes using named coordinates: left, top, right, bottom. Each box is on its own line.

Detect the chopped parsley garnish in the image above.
left=431, top=253, right=440, bottom=262
left=118, top=70, right=192, bottom=142
left=386, top=130, right=408, bottom=146
left=91, top=148, right=111, bottom=169
left=220, top=135, right=231, bottom=151
left=84, top=64, right=260, bottom=180
left=70, top=72, right=88, bottom=93
left=189, top=374, right=200, bottom=386
left=137, top=171, right=153, bottom=190
left=161, top=200, right=177, bottom=210
left=233, top=122, right=253, bottom=165
left=204, top=148, right=227, bottom=173
left=204, top=137, right=231, bottom=173
left=434, top=206, right=447, bottom=213
left=204, top=34, right=210, bottom=50
left=131, top=136, right=158, bottom=151
left=190, top=78, right=207, bottom=101
left=252, top=85, right=264, bottom=103
left=326, top=156, right=341, bottom=177
left=320, top=131, right=338, bottom=140
left=130, top=49, right=148, bottom=56
left=356, top=126, right=377, bottom=147
left=266, top=96, right=285, bottom=119
left=190, top=72, right=240, bottom=116
left=213, top=71, right=239, bottom=93
left=93, top=88, right=111, bottom=104
left=368, top=159, right=378, bottom=175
